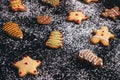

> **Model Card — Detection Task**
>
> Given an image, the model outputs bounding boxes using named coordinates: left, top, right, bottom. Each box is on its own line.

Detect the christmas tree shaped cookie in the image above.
left=46, top=30, right=63, bottom=49
left=10, top=0, right=26, bottom=11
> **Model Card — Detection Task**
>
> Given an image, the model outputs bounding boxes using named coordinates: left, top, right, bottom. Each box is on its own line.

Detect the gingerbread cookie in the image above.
left=41, top=0, right=59, bottom=7
left=67, top=10, right=88, bottom=24
left=84, top=0, right=98, bottom=3
left=46, top=30, right=63, bottom=49
left=2, top=22, right=23, bottom=39
left=78, top=49, right=103, bottom=68
left=90, top=26, right=114, bottom=46
left=13, top=55, right=41, bottom=77
left=9, top=0, right=26, bottom=11
left=37, top=15, right=51, bottom=25
left=101, top=6, right=120, bottom=20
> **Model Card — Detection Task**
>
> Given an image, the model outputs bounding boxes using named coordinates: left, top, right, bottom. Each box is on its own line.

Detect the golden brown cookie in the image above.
left=2, top=22, right=23, bottom=39
left=90, top=26, right=114, bottom=46
left=84, top=0, right=98, bottom=3
left=78, top=49, right=103, bottom=68
left=13, top=55, right=41, bottom=77
left=37, top=15, right=51, bottom=25
left=101, top=6, right=120, bottom=20
left=41, top=0, right=59, bottom=7
left=46, top=30, right=63, bottom=49
left=9, top=0, right=26, bottom=11
left=67, top=10, right=88, bottom=24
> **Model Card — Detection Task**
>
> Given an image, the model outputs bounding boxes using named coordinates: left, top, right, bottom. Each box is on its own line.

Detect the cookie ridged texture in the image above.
left=37, top=15, right=51, bottom=25
left=46, top=30, right=62, bottom=48
left=41, top=0, right=59, bottom=7
left=2, top=22, right=23, bottom=39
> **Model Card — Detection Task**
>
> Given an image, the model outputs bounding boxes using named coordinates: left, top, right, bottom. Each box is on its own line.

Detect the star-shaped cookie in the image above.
left=90, top=26, right=114, bottom=46
left=67, top=10, right=88, bottom=24
left=10, top=0, right=26, bottom=11
left=13, top=55, right=41, bottom=77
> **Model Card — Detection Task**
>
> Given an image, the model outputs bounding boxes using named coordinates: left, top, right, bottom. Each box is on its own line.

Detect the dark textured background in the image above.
left=0, top=0, right=120, bottom=80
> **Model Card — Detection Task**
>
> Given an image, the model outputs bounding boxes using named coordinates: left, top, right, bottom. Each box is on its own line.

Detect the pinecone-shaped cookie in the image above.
left=2, top=22, right=23, bottom=39
left=46, top=30, right=63, bottom=49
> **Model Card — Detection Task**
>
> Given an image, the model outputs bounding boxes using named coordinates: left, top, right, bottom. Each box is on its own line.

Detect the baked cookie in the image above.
left=84, top=0, right=98, bottom=3
left=13, top=55, right=41, bottom=77
left=46, top=30, right=63, bottom=49
left=78, top=49, right=103, bottom=68
left=101, top=6, right=120, bottom=20
left=90, top=26, right=114, bottom=46
left=41, top=0, right=59, bottom=7
left=2, top=22, right=23, bottom=39
left=10, top=0, right=26, bottom=11
left=37, top=15, right=51, bottom=25
left=67, top=10, right=88, bottom=24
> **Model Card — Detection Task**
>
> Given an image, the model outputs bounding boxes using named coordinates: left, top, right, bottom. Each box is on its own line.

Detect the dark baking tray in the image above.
left=0, top=0, right=120, bottom=80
